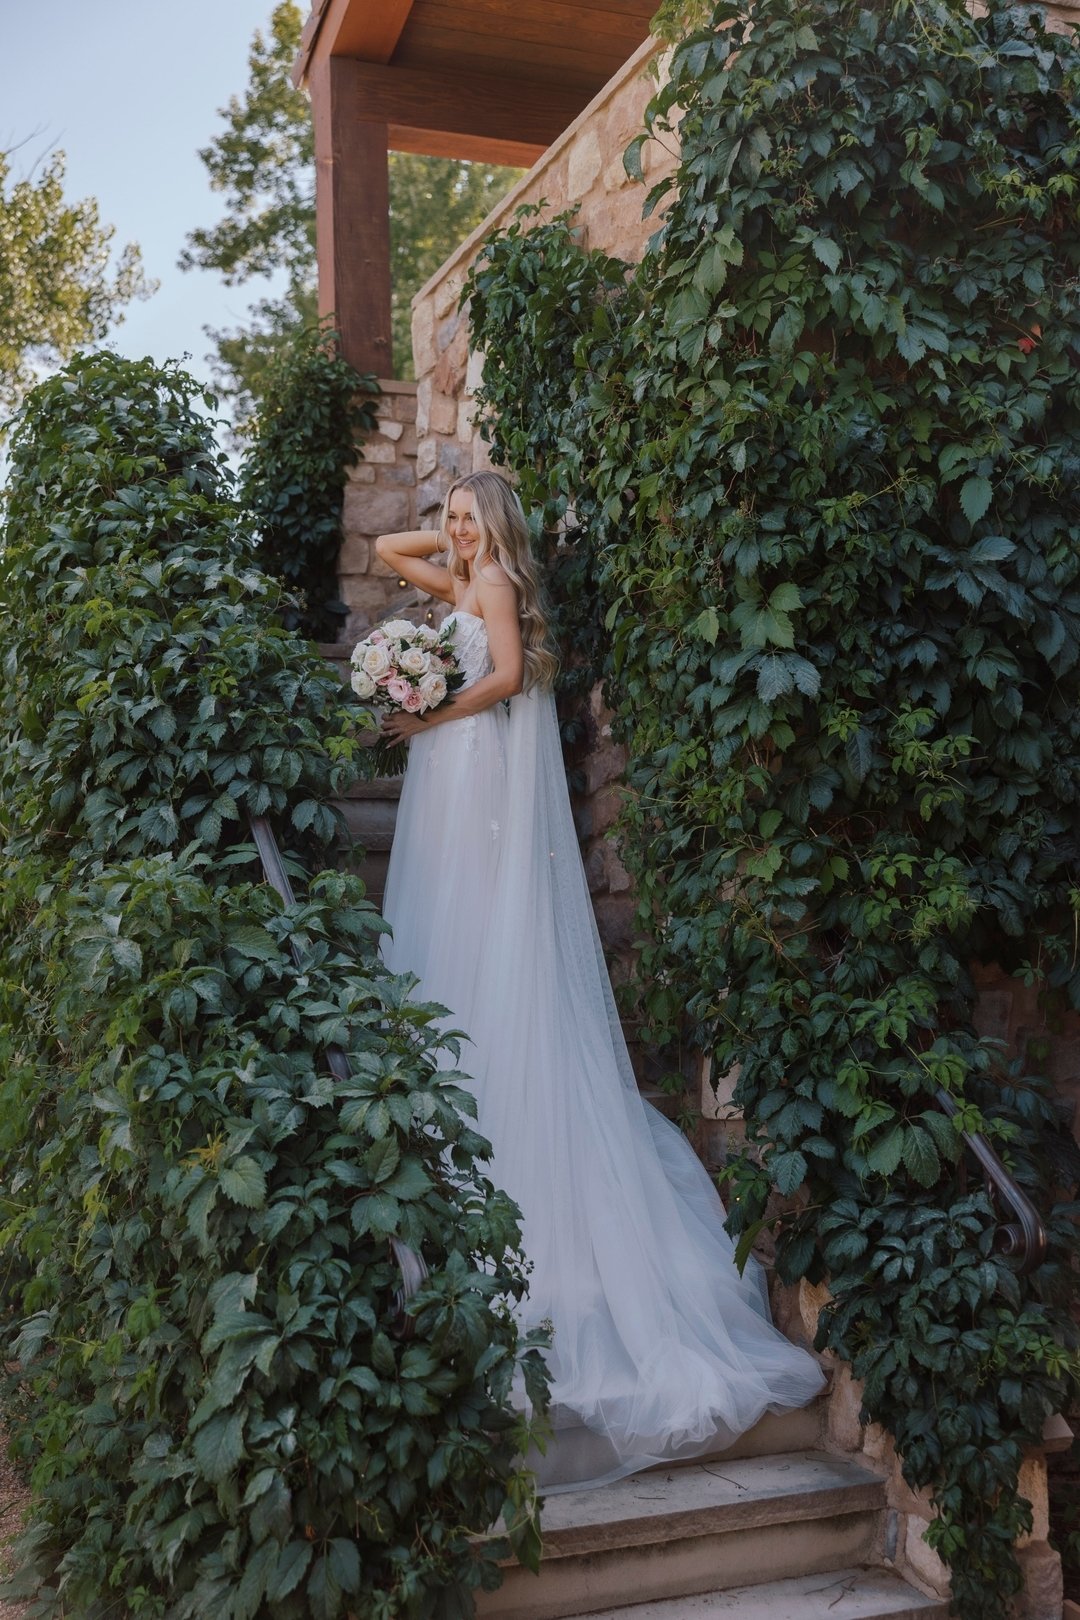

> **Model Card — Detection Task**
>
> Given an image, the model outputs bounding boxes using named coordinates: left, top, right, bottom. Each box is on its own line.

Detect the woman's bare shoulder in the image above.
left=476, top=560, right=514, bottom=589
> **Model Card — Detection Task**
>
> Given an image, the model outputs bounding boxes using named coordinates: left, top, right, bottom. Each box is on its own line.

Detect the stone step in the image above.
left=476, top=1452, right=887, bottom=1620
left=559, top=1567, right=950, bottom=1619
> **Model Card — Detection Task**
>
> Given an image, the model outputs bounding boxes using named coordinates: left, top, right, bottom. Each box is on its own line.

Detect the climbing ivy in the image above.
left=466, top=0, right=1080, bottom=1612
left=0, top=352, right=547, bottom=1618
left=238, top=322, right=378, bottom=641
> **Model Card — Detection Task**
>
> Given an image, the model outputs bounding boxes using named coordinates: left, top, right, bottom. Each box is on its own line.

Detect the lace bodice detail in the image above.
left=445, top=611, right=492, bottom=689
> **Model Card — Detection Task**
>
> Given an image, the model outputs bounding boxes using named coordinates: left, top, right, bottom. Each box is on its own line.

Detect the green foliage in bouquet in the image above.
left=238, top=322, right=379, bottom=642
left=465, top=0, right=1080, bottom=1611
left=0, top=352, right=547, bottom=1619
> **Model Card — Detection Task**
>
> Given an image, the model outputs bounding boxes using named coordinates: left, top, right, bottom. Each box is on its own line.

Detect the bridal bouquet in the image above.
left=350, top=618, right=463, bottom=774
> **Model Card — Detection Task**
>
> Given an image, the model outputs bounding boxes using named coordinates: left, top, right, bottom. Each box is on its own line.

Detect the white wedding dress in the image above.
left=381, top=610, right=825, bottom=1491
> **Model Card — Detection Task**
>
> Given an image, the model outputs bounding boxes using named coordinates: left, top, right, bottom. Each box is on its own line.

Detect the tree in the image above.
left=181, top=1, right=522, bottom=415
left=0, top=145, right=152, bottom=414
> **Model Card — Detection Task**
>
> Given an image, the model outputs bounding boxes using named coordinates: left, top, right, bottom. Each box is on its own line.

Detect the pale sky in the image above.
left=1, top=0, right=293, bottom=395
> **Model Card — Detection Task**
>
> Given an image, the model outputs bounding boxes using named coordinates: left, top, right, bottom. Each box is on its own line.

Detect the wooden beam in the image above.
left=295, top=0, right=416, bottom=86
left=339, top=58, right=585, bottom=150
left=386, top=125, right=544, bottom=166
left=311, top=55, right=393, bottom=377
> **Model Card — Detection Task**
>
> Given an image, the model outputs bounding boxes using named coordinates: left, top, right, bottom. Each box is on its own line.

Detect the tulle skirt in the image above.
left=381, top=690, right=825, bottom=1491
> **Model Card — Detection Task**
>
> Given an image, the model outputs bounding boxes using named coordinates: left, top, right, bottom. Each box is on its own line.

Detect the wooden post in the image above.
left=311, top=55, right=393, bottom=378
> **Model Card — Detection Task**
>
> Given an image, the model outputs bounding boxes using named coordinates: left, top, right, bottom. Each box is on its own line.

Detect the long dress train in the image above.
left=381, top=611, right=825, bottom=1492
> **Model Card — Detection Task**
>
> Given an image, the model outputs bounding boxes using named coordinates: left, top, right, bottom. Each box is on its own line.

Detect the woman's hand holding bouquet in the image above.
left=350, top=618, right=463, bottom=774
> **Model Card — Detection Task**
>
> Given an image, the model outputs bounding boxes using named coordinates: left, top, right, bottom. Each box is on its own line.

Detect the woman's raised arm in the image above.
left=374, top=529, right=455, bottom=602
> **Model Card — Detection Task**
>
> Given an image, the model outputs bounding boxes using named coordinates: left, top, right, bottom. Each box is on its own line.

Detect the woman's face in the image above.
left=447, top=490, right=480, bottom=563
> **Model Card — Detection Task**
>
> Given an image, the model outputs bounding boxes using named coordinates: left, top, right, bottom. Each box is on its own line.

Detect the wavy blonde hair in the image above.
left=440, top=471, right=559, bottom=692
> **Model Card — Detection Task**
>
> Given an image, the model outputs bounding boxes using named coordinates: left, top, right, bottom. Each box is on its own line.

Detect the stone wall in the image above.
left=338, top=379, right=419, bottom=644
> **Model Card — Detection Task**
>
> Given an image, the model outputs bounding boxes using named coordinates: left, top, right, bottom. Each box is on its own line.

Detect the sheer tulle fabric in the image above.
left=381, top=612, right=825, bottom=1491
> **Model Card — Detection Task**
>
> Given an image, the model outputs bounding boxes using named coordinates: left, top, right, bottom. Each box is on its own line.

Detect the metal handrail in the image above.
left=934, top=1087, right=1047, bottom=1274
left=248, top=813, right=429, bottom=1336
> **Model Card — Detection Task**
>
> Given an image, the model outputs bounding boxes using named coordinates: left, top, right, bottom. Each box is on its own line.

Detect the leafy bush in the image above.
left=0, top=351, right=546, bottom=1619
left=238, top=322, right=378, bottom=641
left=465, top=0, right=1080, bottom=1611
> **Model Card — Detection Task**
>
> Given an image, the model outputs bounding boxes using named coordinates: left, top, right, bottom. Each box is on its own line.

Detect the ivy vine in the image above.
left=238, top=322, right=378, bottom=641
left=0, top=352, right=546, bottom=1619
left=465, top=0, right=1080, bottom=1612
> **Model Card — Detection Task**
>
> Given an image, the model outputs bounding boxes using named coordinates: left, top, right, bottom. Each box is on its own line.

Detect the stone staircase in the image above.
left=475, top=1407, right=949, bottom=1620
left=320, top=642, right=959, bottom=1619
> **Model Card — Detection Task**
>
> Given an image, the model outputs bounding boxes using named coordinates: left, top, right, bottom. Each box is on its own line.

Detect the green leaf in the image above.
left=771, top=1149, right=808, bottom=1195
left=959, top=475, right=993, bottom=526
left=225, top=924, right=281, bottom=963
left=810, top=236, right=841, bottom=272
left=364, top=1136, right=401, bottom=1184
left=327, top=1539, right=360, bottom=1594
left=690, top=605, right=720, bottom=644
left=219, top=1157, right=267, bottom=1209
left=623, top=133, right=647, bottom=183
left=192, top=1410, right=244, bottom=1485
left=902, top=1124, right=941, bottom=1187
left=269, top=1541, right=313, bottom=1602
left=867, top=1125, right=904, bottom=1176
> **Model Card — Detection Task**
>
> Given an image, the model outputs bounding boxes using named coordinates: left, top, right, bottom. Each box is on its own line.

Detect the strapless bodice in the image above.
left=445, top=610, right=493, bottom=689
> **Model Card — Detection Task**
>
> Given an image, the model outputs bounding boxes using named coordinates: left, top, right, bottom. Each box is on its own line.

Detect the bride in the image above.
left=374, top=470, right=825, bottom=1492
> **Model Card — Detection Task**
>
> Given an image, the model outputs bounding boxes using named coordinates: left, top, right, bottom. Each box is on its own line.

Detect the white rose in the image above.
left=381, top=618, right=416, bottom=639
left=400, top=647, right=428, bottom=675
left=362, top=643, right=391, bottom=678
left=351, top=667, right=376, bottom=699
left=419, top=672, right=447, bottom=709
left=415, top=623, right=439, bottom=646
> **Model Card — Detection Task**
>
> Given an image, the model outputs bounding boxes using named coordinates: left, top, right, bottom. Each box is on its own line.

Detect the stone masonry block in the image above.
left=825, top=1364, right=866, bottom=1453
left=360, top=438, right=395, bottom=465
left=396, top=423, right=417, bottom=458
left=433, top=343, right=468, bottom=398
left=417, top=474, right=449, bottom=517
left=465, top=347, right=485, bottom=395
left=589, top=785, right=624, bottom=837
left=1016, top=1457, right=1050, bottom=1546
left=378, top=464, right=416, bottom=490
left=348, top=463, right=376, bottom=484
left=437, top=311, right=461, bottom=353
left=374, top=417, right=404, bottom=442
left=392, top=391, right=417, bottom=423
left=568, top=129, right=603, bottom=201
left=412, top=300, right=436, bottom=378
left=436, top=439, right=469, bottom=476
left=434, top=273, right=463, bottom=320
left=343, top=484, right=409, bottom=538
left=902, top=1515, right=951, bottom=1599
left=429, top=392, right=458, bottom=436
left=338, top=534, right=369, bottom=574
left=593, top=892, right=635, bottom=953
left=1015, top=1543, right=1063, bottom=1620
left=416, top=376, right=433, bottom=436
left=416, top=437, right=438, bottom=480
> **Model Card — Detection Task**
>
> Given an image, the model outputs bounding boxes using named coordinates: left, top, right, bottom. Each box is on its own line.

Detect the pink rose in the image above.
left=370, top=628, right=387, bottom=643
left=376, top=670, right=394, bottom=686
left=387, top=676, right=411, bottom=704
left=401, top=688, right=423, bottom=713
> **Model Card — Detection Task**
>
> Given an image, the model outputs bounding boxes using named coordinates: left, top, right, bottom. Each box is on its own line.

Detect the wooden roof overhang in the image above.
left=295, top=0, right=655, bottom=374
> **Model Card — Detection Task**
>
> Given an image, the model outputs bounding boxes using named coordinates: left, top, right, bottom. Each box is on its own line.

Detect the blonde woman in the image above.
left=374, top=471, right=824, bottom=1494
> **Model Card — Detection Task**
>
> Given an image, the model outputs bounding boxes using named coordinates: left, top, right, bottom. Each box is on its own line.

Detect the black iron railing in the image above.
left=248, top=813, right=429, bottom=1336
